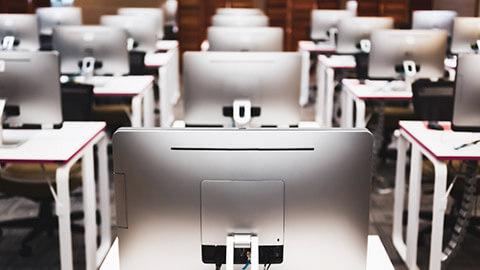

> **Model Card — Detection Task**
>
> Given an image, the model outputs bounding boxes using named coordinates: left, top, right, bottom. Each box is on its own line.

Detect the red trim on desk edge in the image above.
left=359, top=96, right=412, bottom=100
left=399, top=122, right=480, bottom=161
left=0, top=124, right=106, bottom=165
left=94, top=81, right=154, bottom=97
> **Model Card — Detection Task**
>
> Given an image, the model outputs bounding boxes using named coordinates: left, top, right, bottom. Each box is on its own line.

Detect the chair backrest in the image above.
left=61, top=82, right=94, bottom=121
left=128, top=51, right=158, bottom=76
left=412, top=79, right=454, bottom=121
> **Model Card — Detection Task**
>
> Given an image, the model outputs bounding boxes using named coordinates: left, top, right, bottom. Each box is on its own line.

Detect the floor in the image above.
left=0, top=97, right=479, bottom=269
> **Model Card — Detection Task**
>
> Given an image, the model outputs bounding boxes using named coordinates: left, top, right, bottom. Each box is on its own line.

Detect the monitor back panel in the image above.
left=452, top=54, right=480, bottom=131
left=0, top=51, right=63, bottom=127
left=183, top=52, right=301, bottom=127
left=113, top=128, right=372, bottom=269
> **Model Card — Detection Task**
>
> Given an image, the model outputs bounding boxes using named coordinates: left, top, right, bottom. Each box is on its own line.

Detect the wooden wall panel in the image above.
left=358, top=0, right=410, bottom=27
left=433, top=0, right=476, bottom=16
left=0, top=0, right=49, bottom=13
left=75, top=0, right=167, bottom=24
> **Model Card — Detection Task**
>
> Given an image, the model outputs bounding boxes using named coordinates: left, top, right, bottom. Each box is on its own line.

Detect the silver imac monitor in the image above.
left=117, top=8, right=164, bottom=40
left=336, top=16, right=394, bottom=54
left=100, top=15, right=158, bottom=53
left=451, top=17, right=480, bottom=55
left=0, top=51, right=62, bottom=128
left=412, top=10, right=457, bottom=35
left=216, top=8, right=264, bottom=16
left=36, top=7, right=82, bottom=36
left=368, top=29, right=447, bottom=80
left=310, top=9, right=354, bottom=42
left=183, top=52, right=301, bottom=127
left=211, top=14, right=269, bottom=27
left=452, top=54, right=480, bottom=132
left=207, top=26, right=283, bottom=52
left=0, top=14, right=40, bottom=51
left=113, top=128, right=373, bottom=269
left=52, top=25, right=130, bottom=76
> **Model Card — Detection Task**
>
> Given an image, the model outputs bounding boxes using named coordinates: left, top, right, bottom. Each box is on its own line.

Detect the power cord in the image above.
left=442, top=161, right=478, bottom=266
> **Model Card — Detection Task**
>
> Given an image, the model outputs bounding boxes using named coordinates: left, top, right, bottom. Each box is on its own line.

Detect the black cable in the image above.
left=215, top=264, right=222, bottom=270
left=442, top=161, right=478, bottom=266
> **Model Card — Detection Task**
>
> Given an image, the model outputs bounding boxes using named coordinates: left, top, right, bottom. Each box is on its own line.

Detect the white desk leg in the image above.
left=429, top=160, right=448, bottom=270
left=299, top=50, right=310, bottom=106
left=131, top=95, right=142, bottom=128
left=56, top=164, right=74, bottom=270
left=405, top=143, right=423, bottom=270
left=82, top=146, right=97, bottom=270
left=316, top=63, right=326, bottom=126
left=342, top=91, right=354, bottom=128
left=143, top=86, right=155, bottom=127
left=96, top=135, right=111, bottom=267
left=159, top=67, right=169, bottom=128
left=354, top=98, right=366, bottom=128
left=325, top=67, right=335, bottom=127
left=392, top=132, right=408, bottom=260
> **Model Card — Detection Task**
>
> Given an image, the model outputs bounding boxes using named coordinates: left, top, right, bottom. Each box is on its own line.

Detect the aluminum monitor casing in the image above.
left=113, top=128, right=372, bottom=269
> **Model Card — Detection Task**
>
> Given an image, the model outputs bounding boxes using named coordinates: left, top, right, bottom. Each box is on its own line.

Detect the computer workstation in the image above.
left=35, top=7, right=82, bottom=50
left=392, top=54, right=480, bottom=270
left=315, top=16, right=394, bottom=127
left=52, top=25, right=156, bottom=127
left=0, top=50, right=110, bottom=270
left=112, top=128, right=373, bottom=269
left=0, top=14, right=40, bottom=51
left=181, top=51, right=302, bottom=128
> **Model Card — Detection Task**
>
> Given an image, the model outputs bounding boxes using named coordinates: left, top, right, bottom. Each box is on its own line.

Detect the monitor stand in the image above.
left=127, top=38, right=136, bottom=51
left=327, top=28, right=338, bottom=46
left=233, top=99, right=252, bottom=128
left=359, top=39, right=371, bottom=54
left=1, top=36, right=15, bottom=50
left=402, top=60, right=417, bottom=93
left=226, top=234, right=259, bottom=270
left=0, top=99, right=23, bottom=148
left=81, top=57, right=96, bottom=78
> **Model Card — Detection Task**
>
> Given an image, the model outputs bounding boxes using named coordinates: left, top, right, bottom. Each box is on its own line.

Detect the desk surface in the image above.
left=298, top=40, right=336, bottom=52
left=100, top=235, right=393, bottom=270
left=76, top=76, right=154, bottom=96
left=0, top=121, right=106, bottom=164
left=318, top=54, right=356, bottom=69
left=343, top=79, right=413, bottom=100
left=156, top=40, right=179, bottom=51
left=400, top=121, right=480, bottom=161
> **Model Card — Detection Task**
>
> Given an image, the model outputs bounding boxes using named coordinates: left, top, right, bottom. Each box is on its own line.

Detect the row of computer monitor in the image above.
left=2, top=47, right=478, bottom=130
left=311, top=9, right=480, bottom=55
left=0, top=7, right=164, bottom=53
left=206, top=16, right=480, bottom=56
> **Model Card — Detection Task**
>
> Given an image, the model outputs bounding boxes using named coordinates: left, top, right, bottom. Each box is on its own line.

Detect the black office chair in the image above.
left=0, top=83, right=94, bottom=256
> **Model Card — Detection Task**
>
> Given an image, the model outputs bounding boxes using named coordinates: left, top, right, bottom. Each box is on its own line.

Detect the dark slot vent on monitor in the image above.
left=171, top=147, right=314, bottom=152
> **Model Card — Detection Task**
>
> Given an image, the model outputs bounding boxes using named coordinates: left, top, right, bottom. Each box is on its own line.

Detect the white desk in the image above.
left=316, top=55, right=356, bottom=127
left=0, top=122, right=111, bottom=270
left=100, top=235, right=394, bottom=270
left=393, top=121, right=480, bottom=270
left=145, top=40, right=181, bottom=127
left=341, top=79, right=412, bottom=128
left=298, top=40, right=337, bottom=106
left=76, top=76, right=155, bottom=128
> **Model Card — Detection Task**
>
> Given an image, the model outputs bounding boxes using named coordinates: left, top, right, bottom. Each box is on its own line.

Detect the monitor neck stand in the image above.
left=475, top=40, right=480, bottom=54
left=80, top=57, right=96, bottom=78
left=402, top=60, right=416, bottom=93
left=127, top=38, right=135, bottom=51
left=233, top=99, right=252, bottom=128
left=1, top=36, right=15, bottom=50
left=226, top=234, right=259, bottom=270
left=327, top=28, right=338, bottom=46
left=359, top=39, right=371, bottom=54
